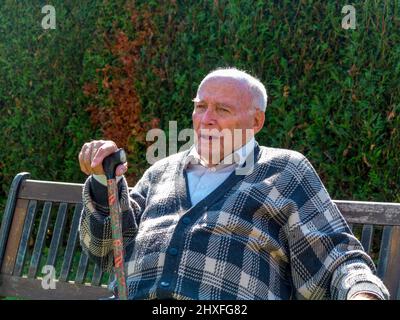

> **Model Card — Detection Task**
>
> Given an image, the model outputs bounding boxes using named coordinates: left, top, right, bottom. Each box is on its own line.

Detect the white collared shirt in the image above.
left=184, top=138, right=255, bottom=207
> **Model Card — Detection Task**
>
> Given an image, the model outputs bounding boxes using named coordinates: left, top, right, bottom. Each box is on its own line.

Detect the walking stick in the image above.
left=103, top=148, right=128, bottom=300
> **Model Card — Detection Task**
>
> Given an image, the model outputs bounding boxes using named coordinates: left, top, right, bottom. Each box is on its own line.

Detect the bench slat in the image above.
left=0, top=274, right=109, bottom=300
left=397, top=277, right=400, bottom=300
left=18, top=180, right=83, bottom=204
left=0, top=172, right=30, bottom=268
left=46, top=203, right=68, bottom=267
left=377, top=226, right=391, bottom=280
left=13, top=200, right=38, bottom=276
left=336, top=200, right=400, bottom=226
left=382, top=226, right=400, bottom=299
left=59, top=204, right=82, bottom=282
left=108, top=272, right=114, bottom=286
left=360, top=225, right=374, bottom=254
left=75, top=251, right=89, bottom=284
left=91, top=263, right=103, bottom=286
left=1, top=198, right=30, bottom=275
left=27, top=202, right=52, bottom=279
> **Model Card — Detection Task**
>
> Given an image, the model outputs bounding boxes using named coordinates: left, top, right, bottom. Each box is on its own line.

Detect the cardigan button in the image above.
left=169, top=248, right=178, bottom=256
left=182, top=217, right=191, bottom=224
left=160, top=281, right=170, bottom=287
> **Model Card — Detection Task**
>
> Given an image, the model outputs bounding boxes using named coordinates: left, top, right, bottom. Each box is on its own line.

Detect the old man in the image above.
left=78, top=68, right=389, bottom=300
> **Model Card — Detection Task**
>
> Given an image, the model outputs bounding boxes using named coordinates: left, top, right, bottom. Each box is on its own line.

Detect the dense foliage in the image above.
left=1, top=0, right=399, bottom=218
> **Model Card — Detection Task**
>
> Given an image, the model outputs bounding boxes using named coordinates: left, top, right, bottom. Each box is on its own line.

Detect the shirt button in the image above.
left=169, top=248, right=178, bottom=256
left=210, top=167, right=216, bottom=172
left=160, top=281, right=170, bottom=287
left=182, top=217, right=191, bottom=224
left=204, top=206, right=208, bottom=211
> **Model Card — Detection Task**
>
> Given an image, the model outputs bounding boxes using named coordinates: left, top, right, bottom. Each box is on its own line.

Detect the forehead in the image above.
left=196, top=76, right=252, bottom=107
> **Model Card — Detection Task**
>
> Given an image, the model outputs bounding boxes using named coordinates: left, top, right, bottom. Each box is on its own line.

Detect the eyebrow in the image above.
left=216, top=103, right=233, bottom=109
left=192, top=99, right=233, bottom=109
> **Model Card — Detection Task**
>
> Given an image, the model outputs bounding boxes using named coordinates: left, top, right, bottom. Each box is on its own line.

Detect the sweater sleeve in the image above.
left=282, top=152, right=390, bottom=300
left=78, top=171, right=150, bottom=272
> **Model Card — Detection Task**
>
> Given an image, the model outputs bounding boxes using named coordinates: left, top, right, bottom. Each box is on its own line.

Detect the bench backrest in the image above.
left=0, top=173, right=109, bottom=299
left=1, top=172, right=400, bottom=299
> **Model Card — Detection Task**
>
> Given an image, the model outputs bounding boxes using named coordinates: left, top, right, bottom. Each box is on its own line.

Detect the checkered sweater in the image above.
left=79, top=144, right=389, bottom=300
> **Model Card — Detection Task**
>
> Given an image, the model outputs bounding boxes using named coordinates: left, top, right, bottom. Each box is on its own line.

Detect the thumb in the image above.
left=116, top=163, right=128, bottom=176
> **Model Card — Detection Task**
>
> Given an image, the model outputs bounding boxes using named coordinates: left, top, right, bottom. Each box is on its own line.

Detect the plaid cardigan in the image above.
left=79, top=143, right=389, bottom=300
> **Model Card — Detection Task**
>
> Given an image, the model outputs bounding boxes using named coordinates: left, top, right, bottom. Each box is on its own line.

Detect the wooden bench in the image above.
left=1, top=172, right=400, bottom=300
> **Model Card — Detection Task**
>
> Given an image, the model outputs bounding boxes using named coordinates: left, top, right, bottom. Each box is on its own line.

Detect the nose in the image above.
left=201, top=107, right=217, bottom=126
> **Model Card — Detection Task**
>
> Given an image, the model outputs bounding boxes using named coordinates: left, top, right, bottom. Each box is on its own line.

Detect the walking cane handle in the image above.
left=103, top=148, right=126, bottom=180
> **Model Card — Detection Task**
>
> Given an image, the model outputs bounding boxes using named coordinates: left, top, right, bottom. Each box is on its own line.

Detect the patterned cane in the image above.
left=103, top=148, right=128, bottom=300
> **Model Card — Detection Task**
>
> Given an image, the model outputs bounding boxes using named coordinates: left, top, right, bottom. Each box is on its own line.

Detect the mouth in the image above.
left=199, top=134, right=221, bottom=141
left=198, top=130, right=222, bottom=139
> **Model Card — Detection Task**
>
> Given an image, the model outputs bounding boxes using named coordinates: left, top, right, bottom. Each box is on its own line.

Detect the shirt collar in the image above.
left=184, top=137, right=256, bottom=169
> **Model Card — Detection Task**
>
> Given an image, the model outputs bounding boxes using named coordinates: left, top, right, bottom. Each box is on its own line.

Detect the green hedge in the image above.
left=0, top=1, right=107, bottom=215
left=1, top=0, right=399, bottom=219
left=127, top=0, right=400, bottom=202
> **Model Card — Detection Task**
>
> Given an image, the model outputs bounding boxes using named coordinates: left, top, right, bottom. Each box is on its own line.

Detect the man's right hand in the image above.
left=78, top=140, right=128, bottom=177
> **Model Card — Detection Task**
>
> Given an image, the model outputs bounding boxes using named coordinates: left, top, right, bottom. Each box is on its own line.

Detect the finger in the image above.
left=79, top=159, right=90, bottom=175
left=79, top=143, right=90, bottom=163
left=79, top=157, right=90, bottom=175
left=90, top=141, right=104, bottom=165
left=83, top=143, right=95, bottom=174
left=79, top=143, right=91, bottom=175
left=90, top=141, right=107, bottom=175
left=91, top=141, right=118, bottom=168
left=116, top=162, right=128, bottom=176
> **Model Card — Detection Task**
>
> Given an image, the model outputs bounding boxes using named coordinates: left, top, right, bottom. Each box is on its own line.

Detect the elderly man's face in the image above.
left=192, top=76, right=264, bottom=165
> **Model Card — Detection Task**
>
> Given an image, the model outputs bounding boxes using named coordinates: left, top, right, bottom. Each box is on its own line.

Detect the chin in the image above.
left=196, top=145, right=221, bottom=164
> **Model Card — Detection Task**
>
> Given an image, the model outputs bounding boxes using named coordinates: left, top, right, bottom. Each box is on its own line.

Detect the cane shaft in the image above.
left=107, top=178, right=128, bottom=300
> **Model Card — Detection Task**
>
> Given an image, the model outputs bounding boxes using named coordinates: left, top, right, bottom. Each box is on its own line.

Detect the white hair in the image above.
left=198, top=68, right=268, bottom=112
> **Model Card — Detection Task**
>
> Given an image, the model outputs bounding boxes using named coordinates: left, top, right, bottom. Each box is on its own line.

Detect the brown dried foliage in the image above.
left=83, top=6, right=160, bottom=156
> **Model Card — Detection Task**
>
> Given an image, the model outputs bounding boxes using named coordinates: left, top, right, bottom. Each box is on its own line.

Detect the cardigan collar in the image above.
left=183, top=137, right=256, bottom=170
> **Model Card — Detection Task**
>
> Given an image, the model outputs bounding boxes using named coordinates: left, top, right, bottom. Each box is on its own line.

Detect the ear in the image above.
left=253, top=109, right=265, bottom=134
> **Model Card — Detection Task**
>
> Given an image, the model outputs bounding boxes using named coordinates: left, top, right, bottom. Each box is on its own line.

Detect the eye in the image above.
left=217, top=106, right=230, bottom=114
left=195, top=104, right=206, bottom=111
